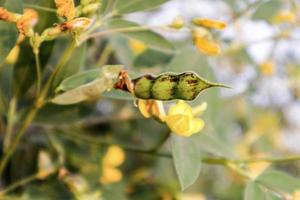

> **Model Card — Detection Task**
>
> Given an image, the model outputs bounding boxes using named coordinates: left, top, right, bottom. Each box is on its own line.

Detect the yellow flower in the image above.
left=61, top=17, right=92, bottom=32
left=273, top=10, right=297, bottom=24
left=259, top=60, right=275, bottom=76
left=16, top=9, right=39, bottom=37
left=129, top=39, right=147, bottom=55
left=169, top=15, right=185, bottom=29
left=138, top=99, right=166, bottom=121
left=5, top=45, right=20, bottom=65
left=55, top=0, right=75, bottom=21
left=192, top=18, right=227, bottom=30
left=100, top=167, right=123, bottom=184
left=102, top=145, right=125, bottom=167
left=193, top=27, right=221, bottom=55
left=164, top=101, right=206, bottom=137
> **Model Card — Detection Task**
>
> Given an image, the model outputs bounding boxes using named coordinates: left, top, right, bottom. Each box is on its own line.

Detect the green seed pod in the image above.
left=132, top=72, right=229, bottom=101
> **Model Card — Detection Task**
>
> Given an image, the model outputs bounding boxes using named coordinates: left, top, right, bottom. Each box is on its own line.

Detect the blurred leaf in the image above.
left=106, top=19, right=174, bottom=54
left=109, top=36, right=134, bottom=67
left=102, top=89, right=133, bottom=100
left=13, top=41, right=36, bottom=97
left=0, top=0, right=23, bottom=13
left=252, top=0, right=282, bottom=21
left=133, top=49, right=174, bottom=68
left=53, top=42, right=87, bottom=89
left=256, top=170, right=300, bottom=193
left=171, top=135, right=202, bottom=190
left=0, top=0, right=22, bottom=65
left=244, top=181, right=265, bottom=200
left=114, top=0, right=169, bottom=14
left=35, top=103, right=94, bottom=125
left=52, top=65, right=123, bottom=105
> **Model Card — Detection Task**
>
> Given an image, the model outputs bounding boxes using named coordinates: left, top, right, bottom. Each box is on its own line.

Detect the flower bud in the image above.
left=192, top=18, right=226, bottom=30
left=5, top=45, right=20, bottom=65
left=0, top=7, right=20, bottom=22
left=82, top=3, right=101, bottom=14
left=169, top=15, right=185, bottom=29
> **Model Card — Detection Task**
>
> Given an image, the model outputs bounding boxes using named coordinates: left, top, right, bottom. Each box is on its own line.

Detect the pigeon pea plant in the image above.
left=0, top=0, right=300, bottom=199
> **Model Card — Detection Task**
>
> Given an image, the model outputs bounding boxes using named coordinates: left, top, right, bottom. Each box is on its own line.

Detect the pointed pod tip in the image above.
left=209, top=82, right=232, bottom=89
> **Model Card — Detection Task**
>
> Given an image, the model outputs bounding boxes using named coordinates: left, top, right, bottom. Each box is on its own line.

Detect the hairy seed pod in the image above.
left=131, top=72, right=229, bottom=101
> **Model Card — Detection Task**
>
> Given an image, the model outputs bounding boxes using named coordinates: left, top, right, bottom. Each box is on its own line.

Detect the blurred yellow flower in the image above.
left=129, top=39, right=147, bottom=55
left=260, top=60, right=275, bottom=76
left=16, top=9, right=39, bottom=37
left=5, top=45, right=20, bottom=65
left=164, top=101, right=206, bottom=137
left=192, top=27, right=221, bottom=56
left=103, top=145, right=125, bottom=167
left=273, top=10, right=297, bottom=24
left=293, top=190, right=300, bottom=200
left=138, top=99, right=166, bottom=121
left=192, top=18, right=227, bottom=30
left=100, top=167, right=123, bottom=184
left=55, top=0, right=75, bottom=21
left=100, top=145, right=125, bottom=184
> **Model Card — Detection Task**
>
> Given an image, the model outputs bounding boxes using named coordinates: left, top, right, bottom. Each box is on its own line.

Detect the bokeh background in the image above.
left=1, top=0, right=300, bottom=199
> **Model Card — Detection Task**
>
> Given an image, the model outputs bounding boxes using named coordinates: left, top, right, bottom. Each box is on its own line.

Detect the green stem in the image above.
left=0, top=106, right=38, bottom=176
left=23, top=4, right=57, bottom=13
left=0, top=174, right=37, bottom=196
left=0, top=41, right=77, bottom=178
left=3, top=96, right=17, bottom=152
left=34, top=52, right=41, bottom=96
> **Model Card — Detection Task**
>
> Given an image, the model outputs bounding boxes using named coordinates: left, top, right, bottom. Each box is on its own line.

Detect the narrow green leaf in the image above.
left=52, top=65, right=123, bottom=105
left=244, top=181, right=265, bottom=200
left=4, top=0, right=23, bottom=13
left=106, top=19, right=174, bottom=54
left=256, top=170, right=300, bottom=193
left=114, top=0, right=169, bottom=14
left=171, top=135, right=202, bottom=190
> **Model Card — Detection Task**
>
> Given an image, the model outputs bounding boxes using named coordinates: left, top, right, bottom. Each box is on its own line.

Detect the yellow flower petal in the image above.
left=194, top=35, right=221, bottom=56
left=189, top=118, right=205, bottom=135
left=168, top=101, right=193, bottom=118
left=169, top=15, right=185, bottom=29
left=192, top=102, right=207, bottom=116
left=100, top=167, right=123, bottom=184
left=192, top=18, right=227, bottom=30
left=273, top=10, right=297, bottom=24
left=103, top=145, right=125, bottom=167
left=55, top=0, right=75, bottom=21
left=165, top=114, right=193, bottom=136
left=138, top=99, right=152, bottom=118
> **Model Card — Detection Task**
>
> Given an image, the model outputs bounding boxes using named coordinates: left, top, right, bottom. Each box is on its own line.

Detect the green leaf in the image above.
left=102, top=89, right=133, bottom=100
left=252, top=0, right=282, bottom=21
left=256, top=170, right=300, bottom=193
left=114, top=0, right=169, bottom=14
left=133, top=49, right=174, bottom=68
left=52, top=41, right=87, bottom=89
left=196, top=132, right=235, bottom=158
left=244, top=181, right=265, bottom=200
left=171, top=135, right=202, bottom=190
left=52, top=65, right=123, bottom=105
left=106, top=19, right=174, bottom=54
